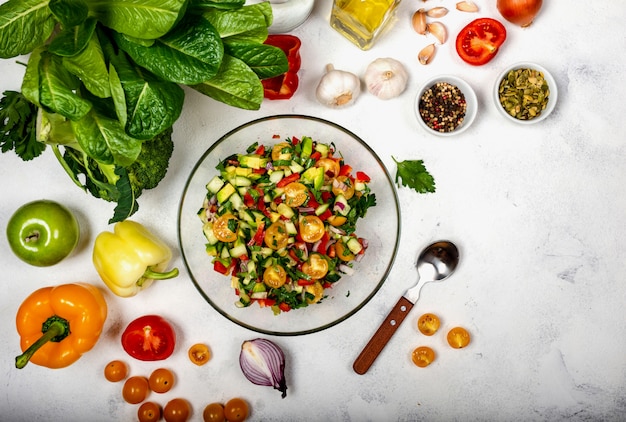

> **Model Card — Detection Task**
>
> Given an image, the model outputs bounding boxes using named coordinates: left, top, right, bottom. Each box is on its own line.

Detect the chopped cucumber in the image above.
left=206, top=176, right=225, bottom=194
left=347, top=237, right=363, bottom=254
left=216, top=182, right=236, bottom=203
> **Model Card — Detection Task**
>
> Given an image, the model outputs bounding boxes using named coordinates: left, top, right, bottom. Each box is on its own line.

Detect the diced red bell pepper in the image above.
left=356, top=171, right=371, bottom=182
left=276, top=172, right=300, bottom=188
left=297, top=278, right=315, bottom=286
left=318, top=209, right=332, bottom=221
left=213, top=260, right=230, bottom=275
left=255, top=144, right=266, bottom=155
left=248, top=221, right=266, bottom=246
left=321, top=191, right=333, bottom=202
left=243, top=191, right=256, bottom=207
left=262, top=35, right=301, bottom=100
left=291, top=136, right=300, bottom=146
left=339, top=164, right=352, bottom=177
left=310, top=151, right=321, bottom=161
left=257, top=298, right=276, bottom=308
left=278, top=302, right=292, bottom=312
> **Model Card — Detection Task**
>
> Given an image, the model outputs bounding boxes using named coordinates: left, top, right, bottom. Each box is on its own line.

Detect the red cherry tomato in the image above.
left=122, top=315, right=176, bottom=361
left=455, top=18, right=507, bottom=66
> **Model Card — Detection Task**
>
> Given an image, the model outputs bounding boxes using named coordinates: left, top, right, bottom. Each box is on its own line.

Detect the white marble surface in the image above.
left=1, top=1, right=625, bottom=421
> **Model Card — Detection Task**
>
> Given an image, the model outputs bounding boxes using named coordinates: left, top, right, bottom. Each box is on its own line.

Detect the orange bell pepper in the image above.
left=15, top=282, right=107, bottom=369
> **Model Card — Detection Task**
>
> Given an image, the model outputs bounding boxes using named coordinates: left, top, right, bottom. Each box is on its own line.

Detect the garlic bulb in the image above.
left=315, top=64, right=361, bottom=108
left=364, top=58, right=408, bottom=100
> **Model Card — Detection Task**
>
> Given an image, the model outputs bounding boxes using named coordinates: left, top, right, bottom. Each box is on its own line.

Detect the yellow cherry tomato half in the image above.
left=417, top=313, right=441, bottom=336
left=189, top=343, right=211, bottom=366
left=224, top=398, right=249, bottom=422
left=447, top=326, right=471, bottom=348
left=327, top=214, right=347, bottom=227
left=305, top=281, right=325, bottom=304
left=302, top=253, right=329, bottom=280
left=138, top=402, right=162, bottom=422
left=263, top=264, right=287, bottom=288
left=298, top=215, right=325, bottom=243
left=213, top=213, right=239, bottom=243
left=335, top=240, right=355, bottom=262
left=272, top=142, right=292, bottom=161
left=163, top=398, right=191, bottom=422
left=264, top=221, right=289, bottom=250
left=122, top=376, right=150, bottom=404
left=316, top=158, right=340, bottom=178
left=331, top=175, right=355, bottom=199
left=148, top=367, right=175, bottom=394
left=203, top=402, right=226, bottom=422
left=284, top=182, right=308, bottom=207
left=412, top=346, right=436, bottom=368
left=104, top=360, right=127, bottom=382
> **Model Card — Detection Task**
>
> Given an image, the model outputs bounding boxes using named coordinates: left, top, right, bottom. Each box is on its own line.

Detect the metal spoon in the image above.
left=353, top=240, right=460, bottom=375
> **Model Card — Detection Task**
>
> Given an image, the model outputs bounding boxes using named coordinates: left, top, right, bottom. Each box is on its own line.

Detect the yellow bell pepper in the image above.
left=15, top=282, right=107, bottom=369
left=93, top=220, right=179, bottom=297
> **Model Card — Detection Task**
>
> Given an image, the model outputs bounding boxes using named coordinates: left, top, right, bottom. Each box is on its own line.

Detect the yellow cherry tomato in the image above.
left=284, top=182, right=308, bottom=207
left=316, top=158, right=340, bottom=178
left=104, top=360, right=127, bottom=382
left=298, top=215, right=325, bottom=243
left=264, top=221, right=289, bottom=250
left=213, top=213, right=239, bottom=243
left=305, top=281, right=325, bottom=304
left=224, top=398, right=249, bottom=422
left=302, top=253, right=329, bottom=279
left=163, top=398, right=191, bottom=422
left=335, top=240, right=355, bottom=262
left=138, top=402, right=162, bottom=422
left=203, top=402, right=225, bottom=422
left=327, top=214, right=347, bottom=227
left=417, top=313, right=441, bottom=336
left=331, top=175, right=355, bottom=199
left=411, top=346, right=436, bottom=368
left=447, top=327, right=471, bottom=348
left=271, top=142, right=292, bottom=161
left=263, top=264, right=287, bottom=288
left=188, top=343, right=211, bottom=366
left=148, top=368, right=175, bottom=394
left=122, top=376, right=149, bottom=404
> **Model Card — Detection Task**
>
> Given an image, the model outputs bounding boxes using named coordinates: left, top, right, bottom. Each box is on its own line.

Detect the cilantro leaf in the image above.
left=393, top=157, right=436, bottom=194
left=0, top=91, right=45, bottom=161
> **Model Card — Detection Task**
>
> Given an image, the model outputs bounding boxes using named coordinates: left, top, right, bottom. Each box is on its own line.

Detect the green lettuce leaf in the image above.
left=0, top=0, right=56, bottom=59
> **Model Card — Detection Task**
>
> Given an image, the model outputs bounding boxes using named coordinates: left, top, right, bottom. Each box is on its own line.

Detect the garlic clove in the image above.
left=456, top=1, right=479, bottom=12
left=418, top=43, right=436, bottom=65
left=427, top=22, right=447, bottom=44
left=426, top=7, right=448, bottom=18
left=412, top=9, right=427, bottom=35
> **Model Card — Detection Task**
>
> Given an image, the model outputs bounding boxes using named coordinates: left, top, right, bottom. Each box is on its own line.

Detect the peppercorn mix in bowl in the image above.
left=493, top=62, right=557, bottom=125
left=414, top=75, right=477, bottom=137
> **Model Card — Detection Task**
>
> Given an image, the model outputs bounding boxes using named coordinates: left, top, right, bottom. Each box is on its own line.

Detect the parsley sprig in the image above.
left=393, top=157, right=436, bottom=194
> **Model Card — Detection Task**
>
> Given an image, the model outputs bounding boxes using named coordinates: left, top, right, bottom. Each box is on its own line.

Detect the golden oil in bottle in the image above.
left=330, top=0, right=401, bottom=50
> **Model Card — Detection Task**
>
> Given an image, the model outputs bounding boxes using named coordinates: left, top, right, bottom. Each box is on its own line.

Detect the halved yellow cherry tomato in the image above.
left=284, top=182, right=308, bottom=207
left=412, top=346, right=436, bottom=368
left=417, top=313, right=441, bottom=336
left=316, top=158, right=340, bottom=178
left=188, top=343, right=211, bottom=366
left=335, top=240, right=355, bottom=262
left=302, top=253, right=329, bottom=279
left=327, top=214, right=347, bottom=227
left=332, top=175, right=355, bottom=199
left=298, top=215, right=324, bottom=243
left=213, top=213, right=239, bottom=242
left=447, top=327, right=471, bottom=348
left=272, top=142, right=292, bottom=161
left=263, top=264, right=287, bottom=288
left=264, top=221, right=289, bottom=250
left=305, top=281, right=325, bottom=304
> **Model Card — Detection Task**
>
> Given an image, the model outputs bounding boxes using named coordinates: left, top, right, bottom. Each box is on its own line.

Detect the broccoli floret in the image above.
left=127, top=126, right=174, bottom=194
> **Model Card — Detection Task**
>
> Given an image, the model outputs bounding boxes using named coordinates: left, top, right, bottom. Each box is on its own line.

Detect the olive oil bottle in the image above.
left=330, top=0, right=401, bottom=50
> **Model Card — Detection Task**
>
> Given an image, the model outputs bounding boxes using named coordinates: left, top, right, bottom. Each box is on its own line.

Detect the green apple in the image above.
left=6, top=200, right=80, bottom=267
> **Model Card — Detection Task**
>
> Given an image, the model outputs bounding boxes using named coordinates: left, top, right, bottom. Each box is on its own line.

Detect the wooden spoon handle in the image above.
left=353, top=296, right=414, bottom=375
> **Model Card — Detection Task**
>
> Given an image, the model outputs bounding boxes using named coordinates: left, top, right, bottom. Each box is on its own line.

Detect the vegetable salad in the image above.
left=198, top=136, right=376, bottom=314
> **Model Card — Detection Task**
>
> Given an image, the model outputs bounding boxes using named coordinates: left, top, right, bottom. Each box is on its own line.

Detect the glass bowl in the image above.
left=414, top=75, right=478, bottom=137
left=178, top=115, right=401, bottom=336
left=493, top=62, right=558, bottom=124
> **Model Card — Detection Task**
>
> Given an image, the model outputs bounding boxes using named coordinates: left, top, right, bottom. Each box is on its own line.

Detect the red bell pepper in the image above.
left=276, top=172, right=300, bottom=188
left=262, top=35, right=301, bottom=100
left=356, top=171, right=371, bottom=182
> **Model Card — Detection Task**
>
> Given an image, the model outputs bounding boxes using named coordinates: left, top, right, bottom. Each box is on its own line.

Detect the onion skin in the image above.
left=239, top=338, right=288, bottom=398
left=497, top=0, right=543, bottom=27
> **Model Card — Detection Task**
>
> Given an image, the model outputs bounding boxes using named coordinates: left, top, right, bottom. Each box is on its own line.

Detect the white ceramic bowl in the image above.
left=178, top=115, right=401, bottom=336
left=493, top=62, right=558, bottom=124
left=414, top=75, right=478, bottom=137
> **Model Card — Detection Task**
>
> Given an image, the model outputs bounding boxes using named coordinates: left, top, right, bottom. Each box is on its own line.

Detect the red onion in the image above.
left=497, top=0, right=543, bottom=27
left=239, top=338, right=287, bottom=398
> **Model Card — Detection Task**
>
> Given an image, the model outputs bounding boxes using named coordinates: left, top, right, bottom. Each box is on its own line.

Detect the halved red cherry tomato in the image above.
left=122, top=315, right=176, bottom=361
left=455, top=18, right=507, bottom=66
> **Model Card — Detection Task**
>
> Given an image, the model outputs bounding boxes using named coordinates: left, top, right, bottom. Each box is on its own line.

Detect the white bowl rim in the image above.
left=414, top=74, right=478, bottom=137
left=493, top=61, right=558, bottom=125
